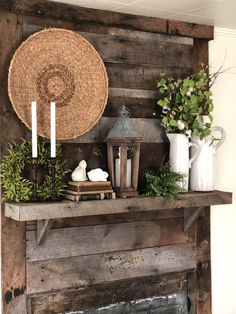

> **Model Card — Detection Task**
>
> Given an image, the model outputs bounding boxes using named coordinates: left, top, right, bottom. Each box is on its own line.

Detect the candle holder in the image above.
left=31, top=157, right=38, bottom=201
left=50, top=157, right=59, bottom=201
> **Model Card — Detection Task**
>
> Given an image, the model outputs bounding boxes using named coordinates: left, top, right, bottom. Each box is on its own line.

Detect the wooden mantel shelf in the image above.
left=5, top=190, right=232, bottom=222
left=5, top=190, right=232, bottom=245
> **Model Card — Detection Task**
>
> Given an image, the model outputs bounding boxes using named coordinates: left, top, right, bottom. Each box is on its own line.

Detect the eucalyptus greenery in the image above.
left=157, top=63, right=221, bottom=140
left=144, top=162, right=185, bottom=199
left=0, top=140, right=70, bottom=203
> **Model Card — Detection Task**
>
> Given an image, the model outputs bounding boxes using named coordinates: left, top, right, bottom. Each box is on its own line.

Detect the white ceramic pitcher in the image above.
left=190, top=126, right=226, bottom=191
left=167, top=133, right=200, bottom=191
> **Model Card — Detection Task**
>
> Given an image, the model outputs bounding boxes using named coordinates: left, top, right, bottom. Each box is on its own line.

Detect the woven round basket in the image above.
left=8, top=28, right=108, bottom=139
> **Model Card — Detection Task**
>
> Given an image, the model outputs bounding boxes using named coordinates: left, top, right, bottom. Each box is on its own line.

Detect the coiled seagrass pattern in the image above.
left=8, top=28, right=109, bottom=139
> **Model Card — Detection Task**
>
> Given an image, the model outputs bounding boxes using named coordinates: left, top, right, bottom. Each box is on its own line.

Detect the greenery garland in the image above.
left=0, top=140, right=70, bottom=203
left=144, top=162, right=185, bottom=199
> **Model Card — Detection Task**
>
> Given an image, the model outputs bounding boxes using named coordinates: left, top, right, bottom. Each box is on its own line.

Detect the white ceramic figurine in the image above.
left=87, top=168, right=108, bottom=182
left=71, top=160, right=88, bottom=182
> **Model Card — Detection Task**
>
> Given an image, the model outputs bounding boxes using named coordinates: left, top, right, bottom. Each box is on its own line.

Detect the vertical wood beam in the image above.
left=0, top=12, right=26, bottom=314
left=193, top=39, right=209, bottom=70
left=192, top=37, right=211, bottom=314
left=196, top=206, right=211, bottom=314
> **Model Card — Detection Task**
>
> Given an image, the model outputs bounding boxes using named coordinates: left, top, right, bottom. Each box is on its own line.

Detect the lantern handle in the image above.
left=119, top=105, right=130, bottom=118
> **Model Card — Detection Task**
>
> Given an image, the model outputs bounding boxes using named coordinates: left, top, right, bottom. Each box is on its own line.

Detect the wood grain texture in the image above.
left=106, top=63, right=193, bottom=90
left=36, top=219, right=54, bottom=245
left=22, top=19, right=192, bottom=45
left=184, top=206, right=204, bottom=231
left=22, top=25, right=194, bottom=67
left=78, top=31, right=193, bottom=68
left=168, top=20, right=214, bottom=40
left=27, top=243, right=196, bottom=294
left=0, top=0, right=213, bottom=39
left=26, top=218, right=194, bottom=262
left=5, top=191, right=232, bottom=222
left=196, top=207, right=211, bottom=313
left=0, top=11, right=26, bottom=314
left=28, top=273, right=187, bottom=314
left=47, top=117, right=166, bottom=144
left=26, top=208, right=185, bottom=231
left=29, top=274, right=187, bottom=314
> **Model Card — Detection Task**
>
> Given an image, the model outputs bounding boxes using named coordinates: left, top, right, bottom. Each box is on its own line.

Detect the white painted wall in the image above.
left=209, top=28, right=236, bottom=314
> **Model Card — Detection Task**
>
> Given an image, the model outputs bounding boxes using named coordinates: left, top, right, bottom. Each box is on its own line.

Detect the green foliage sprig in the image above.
left=157, top=63, right=220, bottom=139
left=144, top=162, right=185, bottom=199
left=0, top=140, right=70, bottom=203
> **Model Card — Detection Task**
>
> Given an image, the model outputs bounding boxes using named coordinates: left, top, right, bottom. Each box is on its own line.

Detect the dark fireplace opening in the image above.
left=40, top=274, right=191, bottom=314
left=62, top=292, right=188, bottom=314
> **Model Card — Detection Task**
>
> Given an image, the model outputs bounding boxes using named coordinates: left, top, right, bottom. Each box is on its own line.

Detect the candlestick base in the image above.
left=31, top=157, right=38, bottom=201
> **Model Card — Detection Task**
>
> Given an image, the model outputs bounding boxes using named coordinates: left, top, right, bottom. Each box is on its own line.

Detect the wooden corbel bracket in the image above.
left=184, top=206, right=205, bottom=232
left=37, top=219, right=55, bottom=245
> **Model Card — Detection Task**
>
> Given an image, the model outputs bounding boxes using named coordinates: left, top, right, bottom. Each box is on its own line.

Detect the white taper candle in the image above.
left=50, top=101, right=56, bottom=158
left=31, top=101, right=37, bottom=158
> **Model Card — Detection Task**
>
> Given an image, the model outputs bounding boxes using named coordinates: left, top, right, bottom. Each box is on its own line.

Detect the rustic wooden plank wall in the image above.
left=0, top=1, right=213, bottom=313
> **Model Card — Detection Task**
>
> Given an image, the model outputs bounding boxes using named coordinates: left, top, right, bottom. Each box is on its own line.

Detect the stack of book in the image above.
left=64, top=181, right=116, bottom=201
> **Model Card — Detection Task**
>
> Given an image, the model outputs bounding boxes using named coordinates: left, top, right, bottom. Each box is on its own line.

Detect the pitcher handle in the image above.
left=212, top=126, right=226, bottom=151
left=189, top=142, right=200, bottom=168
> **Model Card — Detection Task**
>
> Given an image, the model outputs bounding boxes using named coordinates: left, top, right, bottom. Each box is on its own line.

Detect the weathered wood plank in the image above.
left=76, top=31, right=194, bottom=68
left=28, top=274, right=187, bottom=314
left=27, top=243, right=196, bottom=294
left=0, top=0, right=214, bottom=39
left=26, top=218, right=194, bottom=262
left=0, top=0, right=167, bottom=34
left=0, top=11, right=27, bottom=314
left=105, top=96, right=161, bottom=119
left=26, top=209, right=185, bottom=231
left=193, top=39, right=209, bottom=70
left=22, top=24, right=194, bottom=67
left=22, top=19, right=193, bottom=45
left=5, top=191, right=232, bottom=222
left=106, top=63, right=193, bottom=90
left=168, top=20, right=214, bottom=40
left=25, top=117, right=166, bottom=143
left=196, top=207, right=211, bottom=313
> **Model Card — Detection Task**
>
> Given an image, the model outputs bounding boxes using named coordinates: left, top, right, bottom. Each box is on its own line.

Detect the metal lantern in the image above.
left=105, top=106, right=142, bottom=198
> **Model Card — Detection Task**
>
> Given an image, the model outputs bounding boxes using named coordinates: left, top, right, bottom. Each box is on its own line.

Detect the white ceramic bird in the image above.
left=87, top=168, right=108, bottom=182
left=71, top=160, right=88, bottom=182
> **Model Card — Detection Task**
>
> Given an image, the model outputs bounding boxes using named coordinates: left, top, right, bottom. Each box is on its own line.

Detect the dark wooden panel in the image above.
left=26, top=209, right=184, bottom=231
left=53, top=208, right=184, bottom=228
left=105, top=95, right=161, bottom=118
left=1, top=0, right=167, bottom=33
left=46, top=118, right=167, bottom=144
left=0, top=0, right=213, bottom=39
left=22, top=18, right=193, bottom=45
left=28, top=274, right=187, bottom=314
left=196, top=207, right=211, bottom=313
left=106, top=63, right=193, bottom=90
left=26, top=218, right=194, bottom=262
left=79, top=32, right=194, bottom=67
left=168, top=20, right=214, bottom=40
left=193, top=39, right=209, bottom=70
left=22, top=25, right=194, bottom=67
left=0, top=11, right=27, bottom=314
left=27, top=243, right=196, bottom=294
